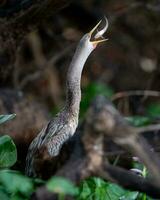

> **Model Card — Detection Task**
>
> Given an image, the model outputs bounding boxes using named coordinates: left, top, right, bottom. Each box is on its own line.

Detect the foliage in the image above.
left=47, top=176, right=78, bottom=199
left=125, top=116, right=152, bottom=127
left=0, top=114, right=34, bottom=200
left=147, top=102, right=160, bottom=118
left=80, top=82, right=114, bottom=117
left=77, top=177, right=139, bottom=200
left=45, top=171, right=154, bottom=200
left=0, top=111, right=155, bottom=200
left=0, top=170, right=34, bottom=200
left=126, top=102, right=160, bottom=127
left=0, top=135, right=17, bottom=168
left=0, top=114, right=17, bottom=169
left=46, top=176, right=153, bottom=200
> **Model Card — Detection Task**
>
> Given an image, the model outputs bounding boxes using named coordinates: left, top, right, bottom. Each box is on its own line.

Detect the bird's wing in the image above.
left=46, top=121, right=77, bottom=156
left=26, top=109, right=78, bottom=176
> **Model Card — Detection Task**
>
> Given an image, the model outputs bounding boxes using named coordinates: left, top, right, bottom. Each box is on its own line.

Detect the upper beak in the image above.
left=89, top=16, right=108, bottom=46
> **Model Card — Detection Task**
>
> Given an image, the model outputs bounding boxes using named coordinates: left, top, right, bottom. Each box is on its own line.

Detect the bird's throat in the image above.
left=65, top=42, right=93, bottom=115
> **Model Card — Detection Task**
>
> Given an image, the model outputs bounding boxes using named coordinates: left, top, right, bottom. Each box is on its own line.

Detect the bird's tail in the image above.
left=25, top=126, right=48, bottom=177
left=25, top=139, right=38, bottom=177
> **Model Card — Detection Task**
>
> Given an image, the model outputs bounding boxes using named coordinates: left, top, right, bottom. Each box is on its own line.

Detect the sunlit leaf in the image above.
left=0, top=135, right=17, bottom=168
left=147, top=103, right=160, bottom=118
left=0, top=114, right=16, bottom=125
left=95, top=187, right=108, bottom=200
left=77, top=177, right=139, bottom=200
left=106, top=183, right=126, bottom=200
left=78, top=181, right=92, bottom=199
left=125, top=116, right=152, bottom=127
left=47, top=177, right=78, bottom=196
left=0, top=170, right=34, bottom=197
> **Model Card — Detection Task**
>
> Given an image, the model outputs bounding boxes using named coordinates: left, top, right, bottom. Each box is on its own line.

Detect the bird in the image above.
left=25, top=17, right=108, bottom=177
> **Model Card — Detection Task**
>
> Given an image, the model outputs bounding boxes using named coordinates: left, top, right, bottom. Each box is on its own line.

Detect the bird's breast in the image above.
left=66, top=116, right=78, bottom=137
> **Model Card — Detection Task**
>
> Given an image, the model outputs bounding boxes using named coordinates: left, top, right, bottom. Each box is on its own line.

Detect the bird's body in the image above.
left=26, top=107, right=78, bottom=176
left=26, top=17, right=108, bottom=177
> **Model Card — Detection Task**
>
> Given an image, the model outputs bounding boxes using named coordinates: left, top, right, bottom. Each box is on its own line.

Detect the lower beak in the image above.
left=91, top=38, right=108, bottom=46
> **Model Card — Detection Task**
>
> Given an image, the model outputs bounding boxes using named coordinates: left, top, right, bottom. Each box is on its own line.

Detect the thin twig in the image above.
left=112, top=90, right=160, bottom=101
left=137, top=124, right=160, bottom=134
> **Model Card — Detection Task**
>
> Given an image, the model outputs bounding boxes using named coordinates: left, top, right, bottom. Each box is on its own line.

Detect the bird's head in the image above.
left=79, top=17, right=108, bottom=52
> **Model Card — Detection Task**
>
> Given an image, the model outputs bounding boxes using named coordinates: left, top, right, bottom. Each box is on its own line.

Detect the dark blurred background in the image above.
left=0, top=0, right=160, bottom=170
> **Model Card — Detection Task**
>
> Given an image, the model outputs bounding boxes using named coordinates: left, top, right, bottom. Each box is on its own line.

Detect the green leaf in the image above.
left=125, top=116, right=152, bottom=127
left=78, top=178, right=108, bottom=200
left=0, top=186, right=10, bottom=200
left=10, top=193, right=28, bottom=200
left=92, top=177, right=106, bottom=187
left=137, top=193, right=153, bottom=200
left=33, top=178, right=46, bottom=186
left=102, top=183, right=138, bottom=200
left=95, top=187, right=108, bottom=200
left=132, top=162, right=144, bottom=172
left=119, top=191, right=139, bottom=200
left=106, top=183, right=126, bottom=200
left=0, top=114, right=16, bottom=125
left=46, top=177, right=78, bottom=196
left=80, top=83, right=114, bottom=117
left=78, top=181, right=92, bottom=199
left=0, top=170, right=34, bottom=197
left=0, top=135, right=17, bottom=168
left=147, top=103, right=160, bottom=118
left=77, top=178, right=139, bottom=200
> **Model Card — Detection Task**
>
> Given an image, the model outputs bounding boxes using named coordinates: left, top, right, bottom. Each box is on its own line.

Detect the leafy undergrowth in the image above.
left=77, top=178, right=139, bottom=200
left=80, top=82, right=114, bottom=117
left=0, top=114, right=155, bottom=200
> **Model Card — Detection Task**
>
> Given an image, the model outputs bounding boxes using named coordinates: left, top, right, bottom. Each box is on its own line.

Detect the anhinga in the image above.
left=26, top=17, right=108, bottom=177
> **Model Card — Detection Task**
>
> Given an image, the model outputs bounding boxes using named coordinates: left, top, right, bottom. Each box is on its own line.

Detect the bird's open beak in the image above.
left=89, top=16, right=108, bottom=46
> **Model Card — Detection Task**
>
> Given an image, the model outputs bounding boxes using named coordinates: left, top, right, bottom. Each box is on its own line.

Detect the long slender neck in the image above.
left=65, top=40, right=93, bottom=115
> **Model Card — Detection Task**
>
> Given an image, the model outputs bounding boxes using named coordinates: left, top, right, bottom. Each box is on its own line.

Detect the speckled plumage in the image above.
left=26, top=107, right=78, bottom=177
